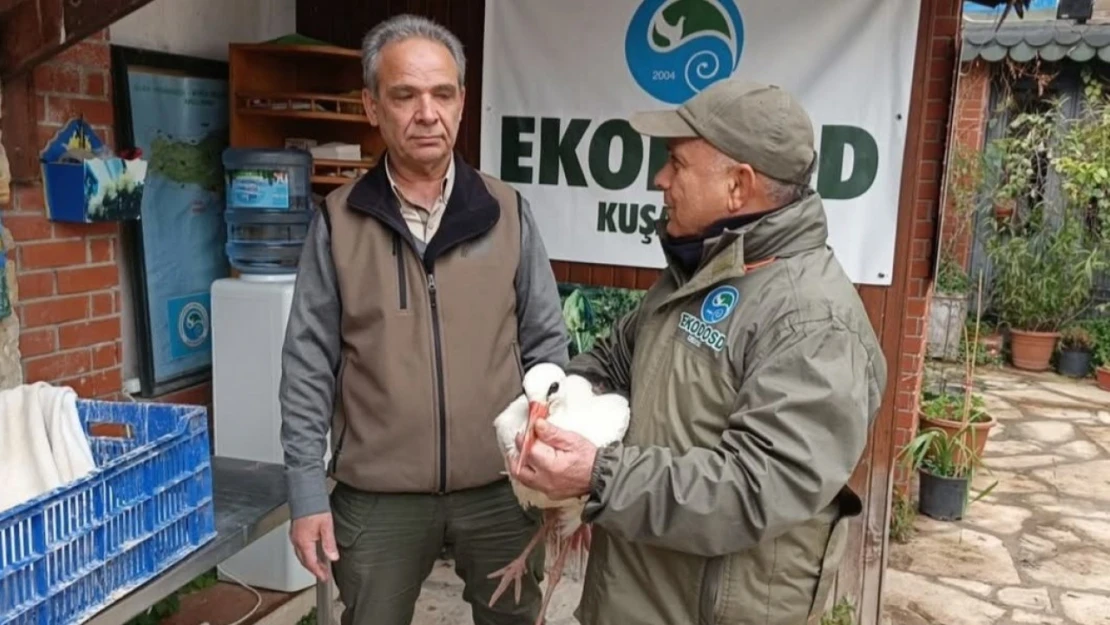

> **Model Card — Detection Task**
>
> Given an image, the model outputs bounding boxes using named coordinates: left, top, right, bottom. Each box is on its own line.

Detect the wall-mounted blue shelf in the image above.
left=40, top=118, right=148, bottom=224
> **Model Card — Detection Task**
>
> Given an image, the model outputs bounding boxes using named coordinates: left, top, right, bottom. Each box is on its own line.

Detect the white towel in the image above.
left=0, top=382, right=97, bottom=513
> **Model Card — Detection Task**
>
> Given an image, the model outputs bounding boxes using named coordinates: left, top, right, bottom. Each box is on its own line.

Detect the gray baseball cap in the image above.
left=628, top=79, right=816, bottom=185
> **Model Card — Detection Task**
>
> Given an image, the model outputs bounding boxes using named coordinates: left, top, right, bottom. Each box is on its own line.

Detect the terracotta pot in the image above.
left=980, top=333, right=1003, bottom=360
left=994, top=199, right=1015, bottom=222
left=1097, top=367, right=1110, bottom=392
left=920, top=411, right=997, bottom=466
left=1009, top=329, right=1059, bottom=371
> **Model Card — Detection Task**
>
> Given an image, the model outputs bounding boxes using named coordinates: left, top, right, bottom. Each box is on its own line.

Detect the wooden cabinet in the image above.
left=227, top=42, right=383, bottom=195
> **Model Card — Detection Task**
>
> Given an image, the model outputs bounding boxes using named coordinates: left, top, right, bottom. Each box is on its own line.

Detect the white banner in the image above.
left=479, top=0, right=921, bottom=286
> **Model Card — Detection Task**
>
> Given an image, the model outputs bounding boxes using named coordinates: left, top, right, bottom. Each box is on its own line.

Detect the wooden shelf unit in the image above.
left=228, top=42, right=383, bottom=197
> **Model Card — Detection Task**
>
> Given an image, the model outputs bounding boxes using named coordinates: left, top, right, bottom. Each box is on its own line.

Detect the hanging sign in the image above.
left=480, top=0, right=921, bottom=286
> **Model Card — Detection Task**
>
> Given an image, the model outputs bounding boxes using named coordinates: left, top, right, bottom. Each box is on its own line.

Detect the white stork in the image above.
left=487, top=362, right=630, bottom=623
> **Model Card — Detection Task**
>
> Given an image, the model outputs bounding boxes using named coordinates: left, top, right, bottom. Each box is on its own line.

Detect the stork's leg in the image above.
left=533, top=524, right=591, bottom=625
left=487, top=520, right=548, bottom=608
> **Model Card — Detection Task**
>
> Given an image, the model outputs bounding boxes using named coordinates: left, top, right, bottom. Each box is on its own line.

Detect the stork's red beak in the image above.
left=515, top=400, right=548, bottom=475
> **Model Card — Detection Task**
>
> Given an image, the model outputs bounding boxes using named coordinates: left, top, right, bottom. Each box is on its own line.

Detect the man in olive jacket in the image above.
left=511, top=79, right=888, bottom=625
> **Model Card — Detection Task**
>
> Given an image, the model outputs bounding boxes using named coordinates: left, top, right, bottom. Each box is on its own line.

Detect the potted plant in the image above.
left=928, top=144, right=982, bottom=362
left=922, top=271, right=998, bottom=461
left=918, top=388, right=995, bottom=465
left=1056, top=324, right=1094, bottom=378
left=902, top=272, right=999, bottom=520
left=1087, top=317, right=1110, bottom=391
left=899, top=425, right=994, bottom=521
left=928, top=258, right=971, bottom=362
left=980, top=93, right=1110, bottom=371
left=974, top=320, right=1004, bottom=365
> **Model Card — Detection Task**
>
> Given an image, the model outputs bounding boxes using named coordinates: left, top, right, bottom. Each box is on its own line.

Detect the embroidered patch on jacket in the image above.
left=677, top=285, right=739, bottom=352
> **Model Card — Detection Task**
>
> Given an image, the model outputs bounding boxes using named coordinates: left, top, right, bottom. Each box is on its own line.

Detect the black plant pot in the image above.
left=918, top=469, right=968, bottom=521
left=1057, top=348, right=1091, bottom=378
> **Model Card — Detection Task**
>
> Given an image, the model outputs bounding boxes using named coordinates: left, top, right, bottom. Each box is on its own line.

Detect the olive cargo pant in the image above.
left=330, top=479, right=545, bottom=625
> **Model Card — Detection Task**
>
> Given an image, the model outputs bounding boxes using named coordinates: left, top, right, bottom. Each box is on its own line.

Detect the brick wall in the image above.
left=888, top=5, right=963, bottom=495
left=943, top=59, right=991, bottom=268
left=1, top=30, right=215, bottom=408
left=0, top=32, right=124, bottom=399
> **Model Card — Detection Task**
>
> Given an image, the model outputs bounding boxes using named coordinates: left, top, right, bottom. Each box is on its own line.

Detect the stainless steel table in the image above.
left=86, top=456, right=331, bottom=625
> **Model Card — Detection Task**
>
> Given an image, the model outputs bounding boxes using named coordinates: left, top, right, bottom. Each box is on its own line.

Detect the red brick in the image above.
left=89, top=238, right=114, bottom=263
left=913, top=219, right=935, bottom=239
left=85, top=72, right=106, bottom=97
left=92, top=343, right=119, bottom=369
left=902, top=335, right=926, bottom=357
left=54, top=222, right=118, bottom=238
left=20, top=328, right=57, bottom=358
left=20, top=295, right=89, bottom=327
left=58, top=318, right=120, bottom=349
left=62, top=367, right=122, bottom=399
left=37, top=124, right=65, bottom=150
left=917, top=178, right=939, bottom=200
left=911, top=239, right=931, bottom=262
left=54, top=41, right=111, bottom=68
left=19, top=240, right=86, bottom=269
left=17, top=272, right=56, bottom=300
left=13, top=185, right=45, bottom=212
left=25, top=349, right=93, bottom=382
left=919, top=160, right=938, bottom=182
left=906, top=297, right=928, bottom=320
left=91, top=293, right=113, bottom=317
left=56, top=264, right=119, bottom=294
left=44, top=96, right=114, bottom=127
left=3, top=214, right=53, bottom=241
left=33, top=64, right=82, bottom=94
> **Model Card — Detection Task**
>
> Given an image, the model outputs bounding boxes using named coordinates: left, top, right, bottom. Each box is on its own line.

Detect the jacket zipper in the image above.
left=427, top=272, right=448, bottom=493
left=394, top=235, right=408, bottom=310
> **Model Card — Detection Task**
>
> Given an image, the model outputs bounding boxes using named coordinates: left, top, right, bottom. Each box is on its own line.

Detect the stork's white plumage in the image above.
left=487, top=362, right=630, bottom=623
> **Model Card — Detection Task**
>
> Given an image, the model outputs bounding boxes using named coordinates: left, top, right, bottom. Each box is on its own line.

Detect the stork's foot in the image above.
left=534, top=524, right=592, bottom=625
left=487, top=556, right=529, bottom=608
left=488, top=524, right=547, bottom=608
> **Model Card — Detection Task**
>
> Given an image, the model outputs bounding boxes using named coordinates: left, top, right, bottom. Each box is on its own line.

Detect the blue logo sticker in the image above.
left=700, top=285, right=739, bottom=324
left=166, top=293, right=211, bottom=359
left=625, top=0, right=745, bottom=105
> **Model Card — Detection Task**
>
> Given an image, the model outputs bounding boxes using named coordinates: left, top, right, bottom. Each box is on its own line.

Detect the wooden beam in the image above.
left=0, top=0, right=156, bottom=81
left=0, top=71, right=39, bottom=182
left=0, top=0, right=32, bottom=17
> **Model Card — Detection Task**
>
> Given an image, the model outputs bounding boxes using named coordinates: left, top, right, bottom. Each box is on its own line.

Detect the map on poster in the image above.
left=125, top=69, right=229, bottom=386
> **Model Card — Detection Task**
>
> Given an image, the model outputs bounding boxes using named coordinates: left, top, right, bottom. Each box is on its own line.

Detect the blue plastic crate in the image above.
left=0, top=400, right=216, bottom=625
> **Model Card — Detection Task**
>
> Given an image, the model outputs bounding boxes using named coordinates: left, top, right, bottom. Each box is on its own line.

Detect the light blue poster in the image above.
left=126, top=69, right=229, bottom=388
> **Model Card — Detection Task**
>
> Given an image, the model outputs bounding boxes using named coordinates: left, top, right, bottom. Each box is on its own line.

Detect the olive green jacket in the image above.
left=567, top=190, right=887, bottom=625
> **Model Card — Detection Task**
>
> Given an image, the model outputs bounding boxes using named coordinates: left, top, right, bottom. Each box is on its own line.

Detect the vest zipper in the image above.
left=394, top=235, right=408, bottom=310
left=427, top=272, right=448, bottom=493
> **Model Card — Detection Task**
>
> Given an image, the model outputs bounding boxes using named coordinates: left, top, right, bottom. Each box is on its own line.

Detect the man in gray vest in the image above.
left=279, top=13, right=568, bottom=625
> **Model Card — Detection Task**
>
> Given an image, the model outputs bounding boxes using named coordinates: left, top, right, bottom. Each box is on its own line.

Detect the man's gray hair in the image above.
left=760, top=174, right=808, bottom=207
left=360, top=14, right=466, bottom=95
left=713, top=151, right=807, bottom=207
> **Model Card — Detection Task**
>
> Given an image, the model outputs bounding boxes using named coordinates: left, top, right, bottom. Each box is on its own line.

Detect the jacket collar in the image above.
left=347, top=151, right=501, bottom=271
left=660, top=189, right=830, bottom=302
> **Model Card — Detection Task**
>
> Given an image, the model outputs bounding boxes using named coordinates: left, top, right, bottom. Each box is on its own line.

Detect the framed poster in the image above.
left=110, top=46, right=231, bottom=398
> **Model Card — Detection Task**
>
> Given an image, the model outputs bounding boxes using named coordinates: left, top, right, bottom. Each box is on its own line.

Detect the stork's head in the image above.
left=516, top=363, right=566, bottom=474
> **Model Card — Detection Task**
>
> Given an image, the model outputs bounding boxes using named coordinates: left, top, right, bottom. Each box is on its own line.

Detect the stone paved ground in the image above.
left=883, top=366, right=1110, bottom=625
